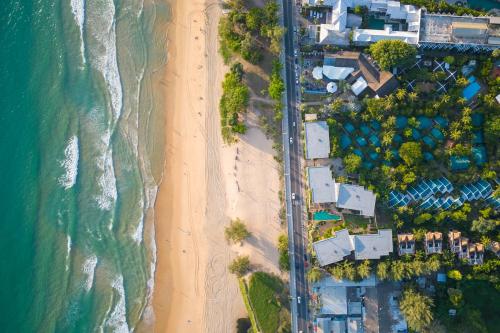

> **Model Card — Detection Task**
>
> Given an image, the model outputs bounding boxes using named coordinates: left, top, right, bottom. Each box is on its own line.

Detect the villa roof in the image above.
left=425, top=231, right=442, bottom=241
left=308, top=167, right=337, bottom=204
left=397, top=233, right=414, bottom=243
left=313, top=229, right=393, bottom=266
left=469, top=243, right=484, bottom=254
left=353, top=229, right=393, bottom=260
left=336, top=183, right=376, bottom=217
left=490, top=241, right=500, bottom=254
left=313, top=229, right=354, bottom=266
left=448, top=230, right=461, bottom=241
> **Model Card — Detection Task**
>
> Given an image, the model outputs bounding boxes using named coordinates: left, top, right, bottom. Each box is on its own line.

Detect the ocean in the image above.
left=0, top=0, right=169, bottom=331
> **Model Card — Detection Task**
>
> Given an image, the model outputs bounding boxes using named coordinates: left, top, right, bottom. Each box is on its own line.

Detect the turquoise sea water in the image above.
left=0, top=0, right=169, bottom=331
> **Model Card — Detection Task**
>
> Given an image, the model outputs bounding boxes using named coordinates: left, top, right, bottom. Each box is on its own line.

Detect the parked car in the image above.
left=291, top=192, right=296, bottom=200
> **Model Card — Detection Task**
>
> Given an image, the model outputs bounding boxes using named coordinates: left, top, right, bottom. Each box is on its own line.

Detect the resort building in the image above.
left=305, top=121, right=331, bottom=159
left=308, top=166, right=337, bottom=204
left=318, top=51, right=399, bottom=97
left=424, top=231, right=443, bottom=255
left=448, top=230, right=470, bottom=259
left=306, top=0, right=421, bottom=46
left=468, top=243, right=484, bottom=265
left=304, top=0, right=500, bottom=52
left=307, top=166, right=377, bottom=217
left=353, top=229, right=393, bottom=260
left=336, top=183, right=376, bottom=217
left=397, top=233, right=415, bottom=256
left=488, top=241, right=500, bottom=258
left=313, top=229, right=393, bottom=266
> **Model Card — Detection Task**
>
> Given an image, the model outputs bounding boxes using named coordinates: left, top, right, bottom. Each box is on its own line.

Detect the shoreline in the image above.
left=151, top=0, right=284, bottom=331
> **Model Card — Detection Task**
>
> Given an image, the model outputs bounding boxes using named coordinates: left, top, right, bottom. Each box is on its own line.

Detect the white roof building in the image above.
left=308, top=167, right=337, bottom=204
left=336, top=183, right=376, bottom=217
left=313, top=229, right=354, bottom=266
left=353, top=229, right=393, bottom=260
left=311, top=0, right=421, bottom=46
left=327, top=82, right=338, bottom=93
left=313, top=229, right=393, bottom=266
left=305, top=121, right=331, bottom=159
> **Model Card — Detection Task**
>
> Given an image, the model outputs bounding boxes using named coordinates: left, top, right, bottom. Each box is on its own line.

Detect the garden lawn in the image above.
left=248, top=272, right=285, bottom=333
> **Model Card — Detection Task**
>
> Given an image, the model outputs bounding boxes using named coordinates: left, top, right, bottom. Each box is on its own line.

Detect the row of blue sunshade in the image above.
left=389, top=177, right=500, bottom=210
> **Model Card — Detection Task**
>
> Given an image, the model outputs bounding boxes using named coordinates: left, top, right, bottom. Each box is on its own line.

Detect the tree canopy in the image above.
left=399, top=288, right=434, bottom=332
left=229, top=255, right=251, bottom=277
left=225, top=218, right=251, bottom=244
left=399, top=142, right=422, bottom=166
left=369, top=40, right=416, bottom=70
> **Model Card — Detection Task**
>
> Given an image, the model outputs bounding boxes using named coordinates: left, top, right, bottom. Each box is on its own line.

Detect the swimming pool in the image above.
left=313, top=211, right=342, bottom=221
left=463, top=76, right=480, bottom=101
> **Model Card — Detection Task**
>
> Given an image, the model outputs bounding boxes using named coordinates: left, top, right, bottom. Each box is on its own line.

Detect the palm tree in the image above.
left=396, top=89, right=406, bottom=101
left=391, top=260, right=405, bottom=281
left=409, top=91, right=418, bottom=101
left=382, top=130, right=395, bottom=146
left=341, top=261, right=356, bottom=281
left=376, top=261, right=389, bottom=281
left=329, top=265, right=344, bottom=280
left=357, top=260, right=371, bottom=279
left=426, top=255, right=441, bottom=273
left=399, top=288, right=434, bottom=332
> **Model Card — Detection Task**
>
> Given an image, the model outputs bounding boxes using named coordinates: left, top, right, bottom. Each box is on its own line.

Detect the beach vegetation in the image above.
left=229, top=256, right=251, bottom=277
left=277, top=234, right=290, bottom=271
left=368, top=40, right=416, bottom=70
left=220, top=64, right=249, bottom=143
left=307, top=267, right=323, bottom=283
left=225, top=218, right=252, bottom=244
left=247, top=272, right=290, bottom=333
left=238, top=278, right=259, bottom=333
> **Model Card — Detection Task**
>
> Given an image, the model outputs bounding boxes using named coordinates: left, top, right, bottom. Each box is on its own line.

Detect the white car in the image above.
left=293, top=121, right=296, bottom=127
left=294, top=49, right=298, bottom=57
left=296, top=78, right=299, bottom=85
left=297, top=296, right=301, bottom=304
left=291, top=192, right=296, bottom=200
left=289, top=137, right=293, bottom=144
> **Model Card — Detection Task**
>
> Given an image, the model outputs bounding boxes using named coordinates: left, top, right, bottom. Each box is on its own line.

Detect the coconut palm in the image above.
left=376, top=261, right=389, bottom=281
left=357, top=260, right=371, bottom=279
left=391, top=260, right=405, bottom=281
left=399, top=288, right=434, bottom=332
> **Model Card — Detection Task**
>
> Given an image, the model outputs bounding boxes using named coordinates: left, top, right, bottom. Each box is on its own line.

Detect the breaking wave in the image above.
left=59, top=136, right=79, bottom=189
left=106, top=275, right=130, bottom=333
left=70, top=0, right=86, bottom=64
left=82, top=255, right=98, bottom=292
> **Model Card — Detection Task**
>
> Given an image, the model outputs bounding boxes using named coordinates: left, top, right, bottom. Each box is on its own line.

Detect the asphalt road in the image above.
left=281, top=0, right=309, bottom=332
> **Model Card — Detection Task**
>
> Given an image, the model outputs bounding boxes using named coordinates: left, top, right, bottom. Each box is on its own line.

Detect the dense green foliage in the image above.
left=219, top=1, right=283, bottom=64
left=343, top=153, right=362, bottom=173
left=229, top=255, right=251, bottom=277
left=248, top=272, right=290, bottom=333
left=307, top=267, right=323, bottom=283
left=401, top=0, right=486, bottom=16
left=220, top=63, right=249, bottom=142
left=399, top=141, right=422, bottom=166
left=399, top=288, right=434, bottom=332
left=369, top=40, right=416, bottom=70
left=238, top=278, right=259, bottom=333
left=225, top=218, right=251, bottom=243
left=277, top=234, right=290, bottom=271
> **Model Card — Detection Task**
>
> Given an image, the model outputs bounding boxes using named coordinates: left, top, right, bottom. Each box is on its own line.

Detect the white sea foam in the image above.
left=96, top=148, right=117, bottom=211
left=59, top=136, right=79, bottom=189
left=94, top=130, right=117, bottom=211
left=131, top=212, right=144, bottom=244
left=106, top=275, right=130, bottom=333
left=70, top=0, right=86, bottom=64
left=82, top=255, right=98, bottom=292
left=65, top=234, right=72, bottom=272
left=87, top=0, right=123, bottom=120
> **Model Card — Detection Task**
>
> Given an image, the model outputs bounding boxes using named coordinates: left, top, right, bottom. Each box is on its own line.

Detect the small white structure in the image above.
left=496, top=94, right=500, bottom=104
left=327, top=81, right=338, bottom=93
left=308, top=167, right=337, bottom=204
left=323, top=65, right=355, bottom=80
left=351, top=76, right=368, bottom=96
left=313, top=229, right=393, bottom=266
left=305, top=121, right=331, bottom=159
left=312, top=66, right=324, bottom=80
left=336, top=183, right=376, bottom=217
left=321, top=286, right=348, bottom=315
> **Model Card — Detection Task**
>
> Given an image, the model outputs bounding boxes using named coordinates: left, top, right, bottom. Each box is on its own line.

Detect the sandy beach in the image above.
left=152, top=0, right=283, bottom=332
